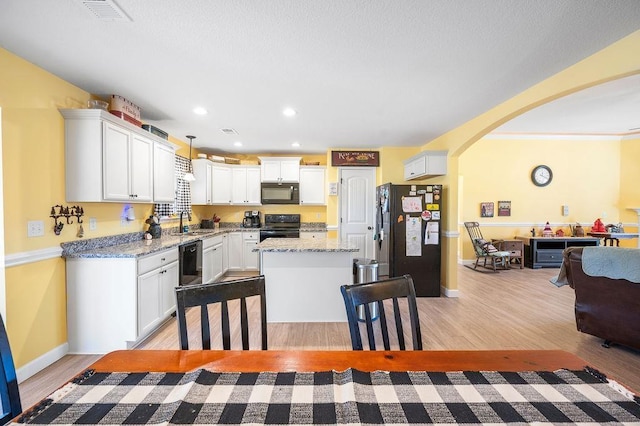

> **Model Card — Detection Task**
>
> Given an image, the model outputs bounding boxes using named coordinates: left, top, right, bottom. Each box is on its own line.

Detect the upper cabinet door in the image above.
left=130, top=134, right=153, bottom=202
left=190, top=159, right=213, bottom=204
left=103, top=122, right=132, bottom=201
left=245, top=167, right=261, bottom=204
left=211, top=164, right=232, bottom=204
left=299, top=166, right=326, bottom=205
left=260, top=159, right=282, bottom=182
left=279, top=159, right=301, bottom=182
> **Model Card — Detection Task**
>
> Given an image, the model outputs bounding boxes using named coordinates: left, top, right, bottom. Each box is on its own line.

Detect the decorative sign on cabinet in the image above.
left=403, top=150, right=447, bottom=181
left=61, top=109, right=176, bottom=203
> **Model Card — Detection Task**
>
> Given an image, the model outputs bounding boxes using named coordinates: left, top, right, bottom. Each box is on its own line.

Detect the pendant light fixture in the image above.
left=183, top=135, right=196, bottom=182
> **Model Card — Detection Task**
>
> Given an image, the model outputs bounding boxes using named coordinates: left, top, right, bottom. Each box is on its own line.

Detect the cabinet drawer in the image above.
left=137, top=248, right=178, bottom=275
left=536, top=250, right=563, bottom=263
left=243, top=231, right=259, bottom=241
left=202, top=234, right=223, bottom=249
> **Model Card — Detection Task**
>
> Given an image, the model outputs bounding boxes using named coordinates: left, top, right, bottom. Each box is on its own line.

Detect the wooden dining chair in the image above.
left=340, top=274, right=423, bottom=350
left=0, top=314, right=21, bottom=424
left=175, top=276, right=267, bottom=350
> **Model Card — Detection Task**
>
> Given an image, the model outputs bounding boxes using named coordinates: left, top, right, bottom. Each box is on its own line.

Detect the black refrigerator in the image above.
left=375, top=183, right=442, bottom=297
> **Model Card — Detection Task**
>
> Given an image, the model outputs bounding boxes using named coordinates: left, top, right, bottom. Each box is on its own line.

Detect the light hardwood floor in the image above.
left=18, top=265, right=640, bottom=409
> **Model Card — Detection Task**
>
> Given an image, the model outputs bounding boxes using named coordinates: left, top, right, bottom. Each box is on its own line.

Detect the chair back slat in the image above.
left=240, top=297, right=249, bottom=350
left=201, top=304, right=211, bottom=350
left=392, top=298, right=406, bottom=350
left=340, top=275, right=423, bottom=351
left=175, top=275, right=267, bottom=350
left=221, top=300, right=230, bottom=350
left=0, top=315, right=21, bottom=424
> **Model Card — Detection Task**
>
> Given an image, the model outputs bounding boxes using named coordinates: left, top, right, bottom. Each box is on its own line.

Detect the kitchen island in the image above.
left=254, top=238, right=358, bottom=322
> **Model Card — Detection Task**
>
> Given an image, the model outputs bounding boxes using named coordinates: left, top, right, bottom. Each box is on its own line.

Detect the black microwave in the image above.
left=261, top=182, right=300, bottom=204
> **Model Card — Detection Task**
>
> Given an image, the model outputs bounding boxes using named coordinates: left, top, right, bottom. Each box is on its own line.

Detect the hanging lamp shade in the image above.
left=183, top=135, right=196, bottom=181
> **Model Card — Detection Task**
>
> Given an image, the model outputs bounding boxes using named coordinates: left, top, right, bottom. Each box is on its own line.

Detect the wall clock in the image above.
left=531, top=165, right=552, bottom=187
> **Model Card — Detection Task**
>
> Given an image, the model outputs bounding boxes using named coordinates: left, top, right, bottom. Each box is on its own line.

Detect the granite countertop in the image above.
left=63, top=227, right=253, bottom=259
left=254, top=237, right=357, bottom=253
left=62, top=222, right=329, bottom=259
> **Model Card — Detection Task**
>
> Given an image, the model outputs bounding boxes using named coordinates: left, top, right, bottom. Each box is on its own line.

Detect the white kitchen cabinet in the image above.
left=259, top=157, right=301, bottom=182
left=243, top=232, right=260, bottom=270
left=153, top=142, right=176, bottom=203
left=202, top=235, right=224, bottom=283
left=403, top=151, right=448, bottom=180
left=222, top=234, right=229, bottom=273
left=190, top=158, right=213, bottom=204
left=136, top=249, right=178, bottom=339
left=231, top=166, right=261, bottom=205
left=102, top=124, right=153, bottom=202
left=299, top=166, right=326, bottom=205
left=211, top=164, right=232, bottom=204
left=228, top=231, right=259, bottom=271
left=66, top=247, right=178, bottom=354
left=227, top=232, right=244, bottom=271
left=61, top=109, right=173, bottom=203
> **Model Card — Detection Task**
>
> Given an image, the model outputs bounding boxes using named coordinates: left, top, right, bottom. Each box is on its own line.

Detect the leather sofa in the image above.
left=563, top=247, right=640, bottom=350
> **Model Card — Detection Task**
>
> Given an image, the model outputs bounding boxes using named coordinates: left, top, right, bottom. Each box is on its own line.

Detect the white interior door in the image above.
left=339, top=168, right=376, bottom=260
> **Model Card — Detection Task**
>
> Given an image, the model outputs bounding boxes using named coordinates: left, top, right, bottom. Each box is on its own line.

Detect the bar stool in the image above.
left=604, top=237, right=619, bottom=246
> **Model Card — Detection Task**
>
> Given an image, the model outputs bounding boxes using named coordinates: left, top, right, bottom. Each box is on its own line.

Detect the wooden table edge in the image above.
left=90, top=349, right=588, bottom=374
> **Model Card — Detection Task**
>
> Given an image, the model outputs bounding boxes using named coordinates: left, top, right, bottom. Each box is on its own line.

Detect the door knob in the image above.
left=367, top=226, right=373, bottom=230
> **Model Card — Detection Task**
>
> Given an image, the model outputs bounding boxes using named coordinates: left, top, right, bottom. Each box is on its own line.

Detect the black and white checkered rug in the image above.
left=16, top=368, right=640, bottom=424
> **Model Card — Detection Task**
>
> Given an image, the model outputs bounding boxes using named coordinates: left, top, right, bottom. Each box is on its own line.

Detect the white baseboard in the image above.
left=441, top=285, right=459, bottom=298
left=16, top=342, right=68, bottom=383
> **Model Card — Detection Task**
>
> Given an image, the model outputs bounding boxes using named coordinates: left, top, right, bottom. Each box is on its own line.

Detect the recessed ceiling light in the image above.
left=283, top=107, right=297, bottom=117
left=193, top=107, right=208, bottom=115
left=234, top=141, right=243, bottom=147
left=291, top=142, right=300, bottom=148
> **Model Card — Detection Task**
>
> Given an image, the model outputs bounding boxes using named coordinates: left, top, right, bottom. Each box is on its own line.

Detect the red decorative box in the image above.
left=109, top=110, right=142, bottom=127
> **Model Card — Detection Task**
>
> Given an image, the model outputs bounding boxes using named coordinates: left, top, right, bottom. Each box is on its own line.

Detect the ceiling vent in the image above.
left=77, top=0, right=131, bottom=21
left=220, top=128, right=238, bottom=135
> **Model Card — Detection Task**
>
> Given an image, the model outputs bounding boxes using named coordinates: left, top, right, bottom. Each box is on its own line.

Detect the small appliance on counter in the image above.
left=242, top=210, right=261, bottom=228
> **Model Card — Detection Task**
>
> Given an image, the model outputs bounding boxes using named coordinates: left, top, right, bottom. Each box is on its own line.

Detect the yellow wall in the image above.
left=458, top=137, right=623, bottom=259
left=619, top=137, right=640, bottom=226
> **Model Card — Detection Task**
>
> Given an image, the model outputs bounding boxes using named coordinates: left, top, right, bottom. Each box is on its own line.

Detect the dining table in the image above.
left=14, top=349, right=640, bottom=425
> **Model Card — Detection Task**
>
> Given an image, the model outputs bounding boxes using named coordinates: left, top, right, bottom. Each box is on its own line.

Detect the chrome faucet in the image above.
left=179, top=210, right=191, bottom=233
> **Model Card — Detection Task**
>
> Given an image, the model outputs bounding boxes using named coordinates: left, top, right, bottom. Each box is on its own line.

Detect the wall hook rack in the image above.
left=50, top=204, right=84, bottom=235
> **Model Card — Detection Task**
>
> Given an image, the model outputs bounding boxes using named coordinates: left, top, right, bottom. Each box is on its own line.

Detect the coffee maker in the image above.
left=243, top=210, right=261, bottom=228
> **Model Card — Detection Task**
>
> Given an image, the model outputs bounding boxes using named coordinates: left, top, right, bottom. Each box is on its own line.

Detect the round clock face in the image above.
left=531, top=165, right=552, bottom=187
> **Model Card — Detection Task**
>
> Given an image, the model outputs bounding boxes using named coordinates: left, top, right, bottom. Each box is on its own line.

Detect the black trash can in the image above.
left=353, top=258, right=379, bottom=321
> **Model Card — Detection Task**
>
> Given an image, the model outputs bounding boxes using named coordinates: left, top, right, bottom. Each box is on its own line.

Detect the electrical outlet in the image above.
left=27, top=220, right=45, bottom=237
left=562, top=205, right=569, bottom=216
left=89, top=217, right=97, bottom=231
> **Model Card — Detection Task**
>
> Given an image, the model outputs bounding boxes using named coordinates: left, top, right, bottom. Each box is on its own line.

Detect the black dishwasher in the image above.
left=179, top=240, right=202, bottom=286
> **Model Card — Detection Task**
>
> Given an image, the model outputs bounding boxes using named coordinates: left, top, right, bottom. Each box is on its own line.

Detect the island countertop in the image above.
left=254, top=237, right=358, bottom=252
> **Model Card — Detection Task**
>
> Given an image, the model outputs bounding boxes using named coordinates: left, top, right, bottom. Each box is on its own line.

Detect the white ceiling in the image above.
left=1, top=0, right=639, bottom=153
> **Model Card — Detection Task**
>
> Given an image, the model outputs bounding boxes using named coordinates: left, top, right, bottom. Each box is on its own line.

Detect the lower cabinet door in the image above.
left=212, top=243, right=223, bottom=281
left=137, top=269, right=162, bottom=337
left=202, top=247, right=215, bottom=283
left=243, top=239, right=259, bottom=270
left=160, top=261, right=179, bottom=317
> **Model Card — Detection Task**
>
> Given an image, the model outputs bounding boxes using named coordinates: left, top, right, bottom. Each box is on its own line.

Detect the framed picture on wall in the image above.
left=498, top=200, right=511, bottom=216
left=480, top=202, right=494, bottom=217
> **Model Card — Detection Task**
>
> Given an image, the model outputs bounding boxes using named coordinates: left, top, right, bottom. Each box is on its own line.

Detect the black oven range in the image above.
left=259, top=214, right=300, bottom=242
